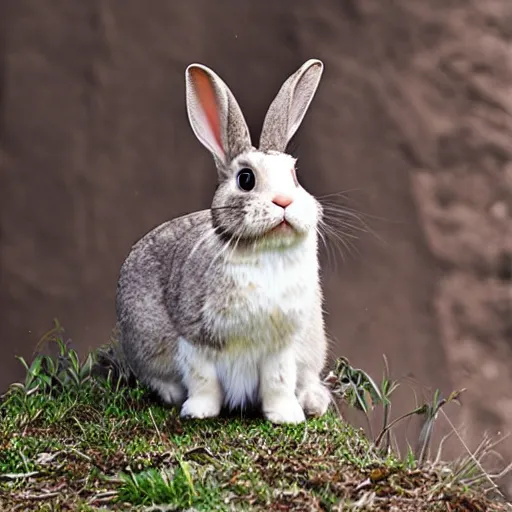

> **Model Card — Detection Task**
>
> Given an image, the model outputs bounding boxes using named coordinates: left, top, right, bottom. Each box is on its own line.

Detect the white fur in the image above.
left=181, top=394, right=222, bottom=419
left=298, top=384, right=331, bottom=417
left=171, top=148, right=324, bottom=423
left=150, top=378, right=186, bottom=405
left=206, top=237, right=318, bottom=350
left=259, top=345, right=305, bottom=424
left=215, top=350, right=260, bottom=409
left=176, top=339, right=223, bottom=418
left=226, top=151, right=320, bottom=238
left=175, top=151, right=321, bottom=422
left=175, top=149, right=322, bottom=423
left=214, top=233, right=317, bottom=326
left=176, top=228, right=320, bottom=422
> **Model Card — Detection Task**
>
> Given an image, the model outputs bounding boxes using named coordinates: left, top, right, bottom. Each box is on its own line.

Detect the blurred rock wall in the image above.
left=0, top=0, right=510, bottom=495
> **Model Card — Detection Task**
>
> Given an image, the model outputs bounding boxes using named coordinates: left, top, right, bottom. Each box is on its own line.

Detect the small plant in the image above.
left=118, top=459, right=198, bottom=507
left=0, top=328, right=510, bottom=511
left=323, top=357, right=512, bottom=504
left=8, top=320, right=95, bottom=397
left=325, top=356, right=384, bottom=416
left=325, top=356, right=466, bottom=465
left=373, top=388, right=465, bottom=461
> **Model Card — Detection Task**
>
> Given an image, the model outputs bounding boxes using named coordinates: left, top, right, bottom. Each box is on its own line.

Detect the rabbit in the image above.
left=116, top=59, right=331, bottom=424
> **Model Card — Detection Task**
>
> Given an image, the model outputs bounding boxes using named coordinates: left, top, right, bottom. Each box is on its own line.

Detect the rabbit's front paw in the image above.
left=180, top=395, right=222, bottom=419
left=298, top=384, right=331, bottom=417
left=263, top=396, right=306, bottom=424
left=150, top=378, right=186, bottom=406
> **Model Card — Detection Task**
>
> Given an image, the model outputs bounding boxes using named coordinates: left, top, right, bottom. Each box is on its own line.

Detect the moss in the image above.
left=0, top=333, right=510, bottom=511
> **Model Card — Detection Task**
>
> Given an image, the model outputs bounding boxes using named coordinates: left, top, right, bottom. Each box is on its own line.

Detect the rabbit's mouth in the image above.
left=270, top=220, right=294, bottom=235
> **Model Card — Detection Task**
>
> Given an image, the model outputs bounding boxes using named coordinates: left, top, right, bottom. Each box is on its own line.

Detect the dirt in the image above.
left=0, top=0, right=511, bottom=497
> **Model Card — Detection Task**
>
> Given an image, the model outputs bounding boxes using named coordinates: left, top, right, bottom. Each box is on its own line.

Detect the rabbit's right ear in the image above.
left=259, top=59, right=324, bottom=153
left=186, top=64, right=252, bottom=167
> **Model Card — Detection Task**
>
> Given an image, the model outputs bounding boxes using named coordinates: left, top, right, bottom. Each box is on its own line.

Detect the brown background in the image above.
left=1, top=0, right=511, bottom=496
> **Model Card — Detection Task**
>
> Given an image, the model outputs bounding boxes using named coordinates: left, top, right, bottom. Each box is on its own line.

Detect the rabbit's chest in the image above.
left=204, top=254, right=317, bottom=349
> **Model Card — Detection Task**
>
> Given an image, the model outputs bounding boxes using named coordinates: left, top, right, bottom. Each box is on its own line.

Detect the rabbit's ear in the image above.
left=259, top=59, right=324, bottom=153
left=186, top=64, right=252, bottom=166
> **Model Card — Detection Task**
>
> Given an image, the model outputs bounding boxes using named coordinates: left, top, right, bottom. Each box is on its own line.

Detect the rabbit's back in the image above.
left=117, top=209, right=321, bottom=401
left=116, top=210, right=218, bottom=379
left=119, top=207, right=320, bottom=349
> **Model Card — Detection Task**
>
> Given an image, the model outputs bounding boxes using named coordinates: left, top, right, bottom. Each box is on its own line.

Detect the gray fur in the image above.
left=117, top=60, right=328, bottom=414
left=259, top=59, right=324, bottom=152
left=117, top=211, right=231, bottom=378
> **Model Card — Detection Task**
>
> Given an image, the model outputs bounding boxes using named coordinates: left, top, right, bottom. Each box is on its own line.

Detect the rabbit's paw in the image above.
left=298, top=384, right=331, bottom=417
left=180, top=394, right=222, bottom=419
left=263, top=396, right=306, bottom=424
left=151, top=379, right=186, bottom=406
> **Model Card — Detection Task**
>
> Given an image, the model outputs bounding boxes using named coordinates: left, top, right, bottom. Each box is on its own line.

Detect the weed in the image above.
left=0, top=325, right=510, bottom=511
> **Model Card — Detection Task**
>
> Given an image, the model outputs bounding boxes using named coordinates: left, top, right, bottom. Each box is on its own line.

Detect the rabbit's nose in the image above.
left=272, top=195, right=294, bottom=208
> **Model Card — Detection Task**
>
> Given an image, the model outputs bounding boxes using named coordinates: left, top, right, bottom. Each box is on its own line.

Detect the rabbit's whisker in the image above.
left=316, top=189, right=363, bottom=205
left=315, top=225, right=337, bottom=271
left=319, top=200, right=386, bottom=245
left=317, top=220, right=358, bottom=262
left=187, top=226, right=220, bottom=263
left=211, top=206, right=244, bottom=210
left=206, top=235, right=234, bottom=273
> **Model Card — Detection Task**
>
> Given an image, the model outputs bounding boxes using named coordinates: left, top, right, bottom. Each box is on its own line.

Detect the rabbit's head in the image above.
left=185, top=59, right=324, bottom=249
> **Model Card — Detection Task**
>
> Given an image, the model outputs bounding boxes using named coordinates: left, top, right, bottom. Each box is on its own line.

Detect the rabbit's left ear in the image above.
left=259, top=59, right=324, bottom=153
left=186, top=64, right=252, bottom=167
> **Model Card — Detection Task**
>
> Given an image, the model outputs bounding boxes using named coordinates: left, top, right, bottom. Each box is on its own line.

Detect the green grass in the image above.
left=0, top=328, right=510, bottom=511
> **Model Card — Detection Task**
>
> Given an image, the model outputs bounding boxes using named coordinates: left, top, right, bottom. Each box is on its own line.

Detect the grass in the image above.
left=0, top=325, right=511, bottom=511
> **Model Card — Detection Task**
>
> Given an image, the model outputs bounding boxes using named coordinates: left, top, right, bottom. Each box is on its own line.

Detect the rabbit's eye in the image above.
left=236, top=168, right=255, bottom=191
